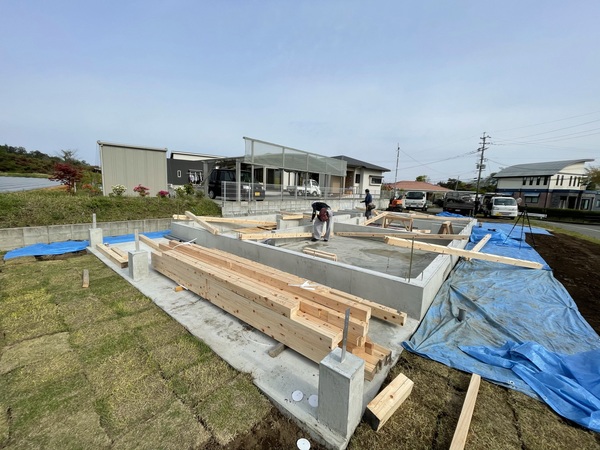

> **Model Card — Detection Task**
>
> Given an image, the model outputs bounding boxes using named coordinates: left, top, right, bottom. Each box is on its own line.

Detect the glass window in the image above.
left=369, top=176, right=383, bottom=185
left=522, top=177, right=527, bottom=185
left=355, top=174, right=361, bottom=184
left=536, top=177, right=541, bottom=185
left=543, top=176, right=548, bottom=185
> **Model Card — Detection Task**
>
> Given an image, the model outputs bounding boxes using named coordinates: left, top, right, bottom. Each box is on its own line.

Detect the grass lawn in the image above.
left=0, top=253, right=274, bottom=449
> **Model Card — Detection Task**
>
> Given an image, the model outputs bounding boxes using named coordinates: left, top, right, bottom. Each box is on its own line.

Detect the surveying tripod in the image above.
left=505, top=200, right=535, bottom=249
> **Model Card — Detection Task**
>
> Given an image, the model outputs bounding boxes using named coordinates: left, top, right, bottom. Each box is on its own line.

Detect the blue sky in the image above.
left=1, top=1, right=599, bottom=183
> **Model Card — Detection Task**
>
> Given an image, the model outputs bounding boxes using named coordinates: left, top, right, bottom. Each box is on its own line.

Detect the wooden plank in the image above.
left=449, top=374, right=481, bottom=450
left=334, top=231, right=469, bottom=240
left=364, top=373, right=414, bottom=431
left=239, top=232, right=313, bottom=240
left=198, top=216, right=277, bottom=226
left=384, top=236, right=543, bottom=269
left=364, top=211, right=389, bottom=226
left=280, top=214, right=304, bottom=220
left=184, top=211, right=220, bottom=235
left=303, top=248, right=338, bottom=261
left=82, top=269, right=89, bottom=288
left=138, top=234, right=162, bottom=251
left=465, top=233, right=492, bottom=261
left=110, top=246, right=128, bottom=259
left=96, top=244, right=128, bottom=268
left=172, top=214, right=192, bottom=220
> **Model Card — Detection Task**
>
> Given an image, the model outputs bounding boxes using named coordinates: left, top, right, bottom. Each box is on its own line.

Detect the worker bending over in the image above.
left=310, top=202, right=333, bottom=242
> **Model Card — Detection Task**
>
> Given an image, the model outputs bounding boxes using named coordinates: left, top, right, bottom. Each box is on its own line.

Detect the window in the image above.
left=529, top=177, right=534, bottom=185
left=369, top=176, right=383, bottom=185
left=524, top=194, right=540, bottom=204
left=536, top=177, right=541, bottom=185
left=560, top=175, right=564, bottom=186
left=596, top=199, right=600, bottom=208
left=355, top=174, right=361, bottom=184
left=177, top=170, right=182, bottom=178
left=522, top=177, right=527, bottom=185
left=569, top=176, right=573, bottom=186
left=543, top=176, right=548, bottom=185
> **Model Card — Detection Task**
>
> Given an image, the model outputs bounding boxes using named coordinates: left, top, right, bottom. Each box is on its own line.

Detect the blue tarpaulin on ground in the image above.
left=404, top=223, right=600, bottom=432
left=3, top=230, right=170, bottom=260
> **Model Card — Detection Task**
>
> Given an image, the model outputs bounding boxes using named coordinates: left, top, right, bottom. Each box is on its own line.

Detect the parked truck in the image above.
left=402, top=191, right=428, bottom=212
left=286, top=179, right=321, bottom=196
left=442, top=191, right=476, bottom=216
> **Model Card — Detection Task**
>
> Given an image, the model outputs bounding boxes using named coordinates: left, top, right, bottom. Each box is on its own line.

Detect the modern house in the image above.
left=331, top=156, right=390, bottom=196
left=166, top=151, right=222, bottom=187
left=493, top=159, right=597, bottom=210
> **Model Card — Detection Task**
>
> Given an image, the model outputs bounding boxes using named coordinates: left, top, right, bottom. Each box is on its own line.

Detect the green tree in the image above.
left=415, top=175, right=429, bottom=182
left=585, top=165, right=600, bottom=189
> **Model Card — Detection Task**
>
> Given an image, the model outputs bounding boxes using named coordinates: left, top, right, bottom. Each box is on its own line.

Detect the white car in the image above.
left=483, top=196, right=518, bottom=219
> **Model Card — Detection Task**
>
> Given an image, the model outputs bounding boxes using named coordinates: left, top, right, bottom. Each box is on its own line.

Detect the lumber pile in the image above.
left=149, top=239, right=406, bottom=380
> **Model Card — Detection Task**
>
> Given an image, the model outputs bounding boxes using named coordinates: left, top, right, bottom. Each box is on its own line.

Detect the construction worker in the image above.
left=361, top=189, right=374, bottom=219
left=310, top=201, right=333, bottom=241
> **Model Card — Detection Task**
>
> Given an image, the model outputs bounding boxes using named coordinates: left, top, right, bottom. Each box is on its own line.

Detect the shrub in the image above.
left=111, top=184, right=126, bottom=197
left=157, top=190, right=169, bottom=198
left=133, top=184, right=149, bottom=197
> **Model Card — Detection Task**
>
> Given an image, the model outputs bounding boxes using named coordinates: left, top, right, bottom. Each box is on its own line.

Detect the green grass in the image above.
left=0, top=254, right=275, bottom=449
left=0, top=189, right=221, bottom=228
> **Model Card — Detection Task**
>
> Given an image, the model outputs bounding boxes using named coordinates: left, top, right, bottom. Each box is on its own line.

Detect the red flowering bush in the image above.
left=133, top=184, right=149, bottom=197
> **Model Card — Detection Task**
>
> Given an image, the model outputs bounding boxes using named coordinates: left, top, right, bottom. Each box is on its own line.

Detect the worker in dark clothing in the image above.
left=361, top=189, right=374, bottom=219
left=310, top=201, right=333, bottom=241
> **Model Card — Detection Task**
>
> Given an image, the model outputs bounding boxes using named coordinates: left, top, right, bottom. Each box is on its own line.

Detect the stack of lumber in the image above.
left=144, top=238, right=406, bottom=380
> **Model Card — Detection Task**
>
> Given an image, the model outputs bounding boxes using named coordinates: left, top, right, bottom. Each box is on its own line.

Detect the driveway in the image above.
left=0, top=176, right=61, bottom=192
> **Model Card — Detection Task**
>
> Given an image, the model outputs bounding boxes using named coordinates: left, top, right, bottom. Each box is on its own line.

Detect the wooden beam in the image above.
left=239, top=232, right=312, bottom=240
left=82, top=269, right=89, bottom=288
left=364, top=373, right=414, bottom=431
left=465, top=234, right=492, bottom=261
left=184, top=211, right=220, bottom=235
left=268, top=342, right=286, bottom=357
left=197, top=216, right=277, bottom=226
left=172, top=214, right=191, bottom=220
left=303, top=248, right=338, bottom=261
left=363, top=211, right=389, bottom=226
left=334, top=231, right=469, bottom=240
left=138, top=234, right=162, bottom=251
left=384, top=236, right=543, bottom=269
left=280, top=214, right=304, bottom=220
left=449, top=374, right=481, bottom=450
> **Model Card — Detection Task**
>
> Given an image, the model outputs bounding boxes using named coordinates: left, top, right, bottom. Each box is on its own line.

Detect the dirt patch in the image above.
left=527, top=232, right=600, bottom=334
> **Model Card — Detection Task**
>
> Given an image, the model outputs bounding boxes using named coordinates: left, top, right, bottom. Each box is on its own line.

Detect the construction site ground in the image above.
left=0, top=228, right=599, bottom=449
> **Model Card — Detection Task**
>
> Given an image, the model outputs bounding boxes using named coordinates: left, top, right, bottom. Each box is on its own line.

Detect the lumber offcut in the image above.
left=96, top=244, right=128, bottom=268
left=82, top=269, right=89, bottom=288
left=449, top=374, right=481, bottom=450
left=364, top=373, right=414, bottom=431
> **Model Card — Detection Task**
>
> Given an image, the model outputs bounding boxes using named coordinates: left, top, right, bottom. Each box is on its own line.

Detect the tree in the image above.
left=415, top=175, right=429, bottom=183
left=49, top=163, right=83, bottom=194
left=585, top=165, right=600, bottom=189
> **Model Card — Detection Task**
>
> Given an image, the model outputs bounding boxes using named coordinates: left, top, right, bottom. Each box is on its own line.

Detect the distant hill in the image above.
left=0, top=145, right=91, bottom=174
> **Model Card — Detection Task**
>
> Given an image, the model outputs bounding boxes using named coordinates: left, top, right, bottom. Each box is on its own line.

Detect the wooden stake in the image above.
left=82, top=269, right=89, bottom=288
left=364, top=373, right=414, bottom=431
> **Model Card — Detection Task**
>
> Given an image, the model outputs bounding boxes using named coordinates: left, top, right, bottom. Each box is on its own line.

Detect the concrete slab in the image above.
left=89, top=240, right=420, bottom=450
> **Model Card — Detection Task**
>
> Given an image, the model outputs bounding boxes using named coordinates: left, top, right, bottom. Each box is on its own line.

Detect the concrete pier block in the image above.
left=128, top=250, right=149, bottom=281
left=88, top=228, right=103, bottom=249
left=317, top=347, right=365, bottom=438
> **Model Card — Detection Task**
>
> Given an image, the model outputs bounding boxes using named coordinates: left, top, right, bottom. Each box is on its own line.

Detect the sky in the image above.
left=1, top=0, right=600, bottom=184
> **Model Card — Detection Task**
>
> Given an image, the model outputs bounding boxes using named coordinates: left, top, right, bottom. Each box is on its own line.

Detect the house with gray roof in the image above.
left=331, top=155, right=390, bottom=196
left=493, top=159, right=597, bottom=210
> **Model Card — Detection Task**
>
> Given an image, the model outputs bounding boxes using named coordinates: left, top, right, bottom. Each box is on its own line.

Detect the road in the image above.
left=542, top=220, right=600, bottom=240
left=0, top=176, right=61, bottom=192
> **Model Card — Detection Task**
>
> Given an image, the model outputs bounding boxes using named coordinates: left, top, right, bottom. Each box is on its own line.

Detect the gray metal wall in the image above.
left=99, top=143, right=168, bottom=197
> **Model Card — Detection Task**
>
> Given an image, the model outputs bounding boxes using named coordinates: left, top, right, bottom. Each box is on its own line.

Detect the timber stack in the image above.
left=148, top=239, right=406, bottom=380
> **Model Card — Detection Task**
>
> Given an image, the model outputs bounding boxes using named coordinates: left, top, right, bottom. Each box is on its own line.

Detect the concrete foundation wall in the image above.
left=0, top=218, right=172, bottom=251
left=170, top=218, right=473, bottom=320
left=221, top=198, right=368, bottom=217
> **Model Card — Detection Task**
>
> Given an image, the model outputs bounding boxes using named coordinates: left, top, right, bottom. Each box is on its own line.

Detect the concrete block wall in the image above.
left=0, top=218, right=172, bottom=252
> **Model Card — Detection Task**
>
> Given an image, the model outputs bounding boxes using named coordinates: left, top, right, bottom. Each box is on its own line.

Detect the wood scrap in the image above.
left=364, top=373, right=414, bottom=431
left=303, top=248, right=338, bottom=261
left=384, top=236, right=543, bottom=269
left=96, top=244, right=128, bottom=268
left=268, top=342, right=286, bottom=358
left=449, top=374, right=481, bottom=450
left=138, top=234, right=162, bottom=251
left=82, top=269, right=89, bottom=288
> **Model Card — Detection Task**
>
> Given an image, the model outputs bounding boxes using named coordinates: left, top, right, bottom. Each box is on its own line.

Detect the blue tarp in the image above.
left=3, top=230, right=170, bottom=260
left=404, top=224, right=600, bottom=432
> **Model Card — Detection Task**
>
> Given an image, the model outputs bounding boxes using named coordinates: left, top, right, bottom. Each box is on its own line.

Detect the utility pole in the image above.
left=475, top=132, right=490, bottom=205
left=394, top=143, right=399, bottom=186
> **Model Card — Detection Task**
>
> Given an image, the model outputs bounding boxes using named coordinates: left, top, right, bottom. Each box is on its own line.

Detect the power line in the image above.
left=491, top=110, right=600, bottom=133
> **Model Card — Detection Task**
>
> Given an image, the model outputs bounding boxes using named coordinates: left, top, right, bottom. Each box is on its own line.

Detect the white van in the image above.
left=483, top=196, right=518, bottom=219
left=403, top=191, right=428, bottom=211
